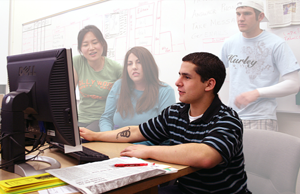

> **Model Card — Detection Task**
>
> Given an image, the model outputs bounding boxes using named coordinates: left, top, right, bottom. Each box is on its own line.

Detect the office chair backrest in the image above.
left=243, top=129, right=300, bottom=194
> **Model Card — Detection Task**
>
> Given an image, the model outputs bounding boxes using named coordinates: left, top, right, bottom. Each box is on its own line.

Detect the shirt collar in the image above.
left=179, top=95, right=223, bottom=123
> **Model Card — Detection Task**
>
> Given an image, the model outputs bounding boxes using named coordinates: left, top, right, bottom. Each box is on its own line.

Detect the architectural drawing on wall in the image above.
left=104, top=11, right=128, bottom=60
left=22, top=0, right=189, bottom=61
left=22, top=29, right=34, bottom=53
left=132, top=3, right=155, bottom=50
left=21, top=0, right=237, bottom=61
left=22, top=18, right=51, bottom=53
left=104, top=11, right=127, bottom=39
left=154, top=0, right=186, bottom=55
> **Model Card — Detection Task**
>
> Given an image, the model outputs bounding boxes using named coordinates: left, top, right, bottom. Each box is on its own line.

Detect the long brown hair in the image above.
left=117, top=46, right=163, bottom=118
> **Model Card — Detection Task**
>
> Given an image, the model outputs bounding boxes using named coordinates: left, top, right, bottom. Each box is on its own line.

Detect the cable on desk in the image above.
left=0, top=132, right=28, bottom=154
left=0, top=143, right=50, bottom=170
left=0, top=131, right=44, bottom=154
left=26, top=133, right=47, bottom=154
left=0, top=131, right=49, bottom=170
left=0, top=152, right=26, bottom=170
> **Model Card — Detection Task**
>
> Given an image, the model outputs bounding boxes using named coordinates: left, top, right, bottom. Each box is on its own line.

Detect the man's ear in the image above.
left=205, top=78, right=216, bottom=92
left=258, top=12, right=265, bottom=22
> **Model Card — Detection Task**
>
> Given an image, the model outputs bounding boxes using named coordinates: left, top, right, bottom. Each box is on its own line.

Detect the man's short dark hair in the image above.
left=182, top=52, right=226, bottom=95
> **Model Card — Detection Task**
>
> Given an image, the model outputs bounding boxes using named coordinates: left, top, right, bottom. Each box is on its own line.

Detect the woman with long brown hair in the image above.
left=81, top=46, right=175, bottom=145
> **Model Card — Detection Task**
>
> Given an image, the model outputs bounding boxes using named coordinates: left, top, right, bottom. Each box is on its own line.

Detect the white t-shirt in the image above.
left=220, top=31, right=299, bottom=120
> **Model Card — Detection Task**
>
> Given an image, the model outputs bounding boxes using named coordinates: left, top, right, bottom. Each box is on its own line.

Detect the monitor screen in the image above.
left=0, top=48, right=81, bottom=174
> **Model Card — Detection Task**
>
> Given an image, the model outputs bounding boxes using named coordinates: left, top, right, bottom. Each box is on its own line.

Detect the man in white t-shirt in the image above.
left=220, top=0, right=300, bottom=131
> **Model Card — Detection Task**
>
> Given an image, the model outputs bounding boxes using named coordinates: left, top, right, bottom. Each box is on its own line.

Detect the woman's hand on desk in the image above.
left=80, top=127, right=97, bottom=141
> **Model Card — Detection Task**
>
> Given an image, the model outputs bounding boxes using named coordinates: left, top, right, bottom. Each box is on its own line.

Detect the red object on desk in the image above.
left=114, top=163, right=155, bottom=167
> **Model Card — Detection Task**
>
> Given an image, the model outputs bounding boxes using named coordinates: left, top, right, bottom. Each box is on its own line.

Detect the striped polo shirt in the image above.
left=139, top=96, right=248, bottom=194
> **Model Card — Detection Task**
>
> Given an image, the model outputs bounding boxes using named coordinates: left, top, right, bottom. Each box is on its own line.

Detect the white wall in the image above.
left=278, top=112, right=300, bottom=137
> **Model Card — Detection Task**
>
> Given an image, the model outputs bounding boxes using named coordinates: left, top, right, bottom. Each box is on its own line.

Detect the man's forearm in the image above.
left=123, top=143, right=223, bottom=168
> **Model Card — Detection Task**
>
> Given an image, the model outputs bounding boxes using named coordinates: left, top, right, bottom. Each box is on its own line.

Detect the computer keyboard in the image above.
left=49, top=143, right=109, bottom=164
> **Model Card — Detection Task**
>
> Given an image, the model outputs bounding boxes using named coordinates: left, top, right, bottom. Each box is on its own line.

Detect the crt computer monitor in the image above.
left=0, top=48, right=81, bottom=176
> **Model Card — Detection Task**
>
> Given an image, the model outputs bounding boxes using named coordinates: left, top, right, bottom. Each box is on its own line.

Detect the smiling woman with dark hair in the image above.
left=73, top=25, right=122, bottom=132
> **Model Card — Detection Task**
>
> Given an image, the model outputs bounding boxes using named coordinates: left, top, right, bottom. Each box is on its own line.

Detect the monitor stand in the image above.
left=14, top=155, right=61, bottom=177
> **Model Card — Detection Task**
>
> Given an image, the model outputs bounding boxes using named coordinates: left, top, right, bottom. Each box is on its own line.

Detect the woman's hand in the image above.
left=79, top=127, right=97, bottom=141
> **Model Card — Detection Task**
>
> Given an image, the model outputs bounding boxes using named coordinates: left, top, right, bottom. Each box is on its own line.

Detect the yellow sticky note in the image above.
left=0, top=173, right=66, bottom=194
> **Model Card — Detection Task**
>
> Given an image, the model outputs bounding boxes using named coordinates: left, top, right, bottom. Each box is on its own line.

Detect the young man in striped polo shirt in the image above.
left=80, top=52, right=251, bottom=194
